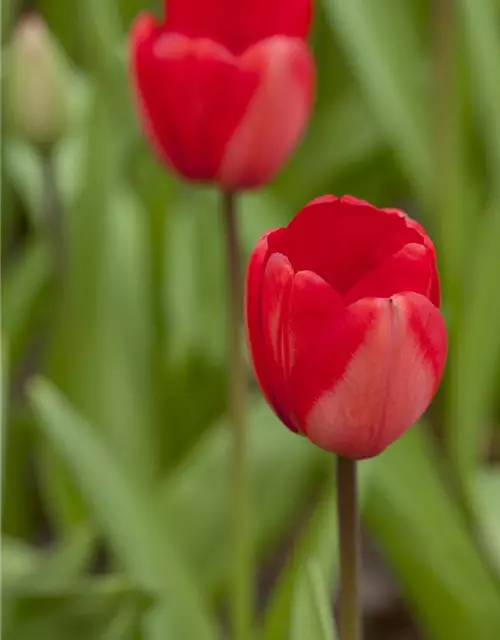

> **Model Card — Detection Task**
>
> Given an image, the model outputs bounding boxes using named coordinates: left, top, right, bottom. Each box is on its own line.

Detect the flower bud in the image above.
left=245, top=195, right=448, bottom=459
left=129, top=0, right=314, bottom=189
left=7, top=15, right=70, bottom=148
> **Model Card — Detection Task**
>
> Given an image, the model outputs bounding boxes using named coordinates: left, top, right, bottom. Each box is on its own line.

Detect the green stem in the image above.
left=41, top=149, right=64, bottom=272
left=336, top=456, right=361, bottom=640
left=222, top=191, right=251, bottom=640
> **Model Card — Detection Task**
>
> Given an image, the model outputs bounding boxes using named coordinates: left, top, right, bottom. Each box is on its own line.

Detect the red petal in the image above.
left=383, top=208, right=440, bottom=306
left=289, top=293, right=446, bottom=458
left=164, top=0, right=312, bottom=55
left=218, top=37, right=314, bottom=189
left=260, top=253, right=299, bottom=431
left=268, top=196, right=426, bottom=296
left=129, top=18, right=258, bottom=181
left=245, top=231, right=273, bottom=405
left=245, top=232, right=297, bottom=429
left=345, top=243, right=434, bottom=305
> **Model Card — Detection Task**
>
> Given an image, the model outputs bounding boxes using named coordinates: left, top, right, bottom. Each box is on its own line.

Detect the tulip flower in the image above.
left=129, top=0, right=314, bottom=189
left=7, top=15, right=70, bottom=148
left=246, top=195, right=447, bottom=459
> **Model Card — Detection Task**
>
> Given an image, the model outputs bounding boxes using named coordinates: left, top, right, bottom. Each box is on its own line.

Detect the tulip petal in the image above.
left=289, top=292, right=446, bottom=458
left=260, top=253, right=299, bottom=431
left=245, top=233, right=297, bottom=430
left=245, top=232, right=275, bottom=404
left=164, top=0, right=312, bottom=55
left=130, top=20, right=258, bottom=181
left=218, top=37, right=314, bottom=189
left=269, top=196, right=427, bottom=295
left=345, top=243, right=434, bottom=305
left=383, top=208, right=440, bottom=305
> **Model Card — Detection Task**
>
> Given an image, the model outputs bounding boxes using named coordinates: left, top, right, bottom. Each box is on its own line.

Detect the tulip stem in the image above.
left=222, top=190, right=252, bottom=640
left=336, top=456, right=361, bottom=640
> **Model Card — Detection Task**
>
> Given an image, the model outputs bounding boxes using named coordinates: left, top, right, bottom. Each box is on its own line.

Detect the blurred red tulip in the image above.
left=129, top=0, right=314, bottom=189
left=245, top=195, right=447, bottom=459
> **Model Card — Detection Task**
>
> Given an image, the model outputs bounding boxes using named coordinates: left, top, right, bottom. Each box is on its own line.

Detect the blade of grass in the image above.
left=366, top=427, right=500, bottom=640
left=475, top=468, right=500, bottom=578
left=160, top=399, right=328, bottom=599
left=291, top=562, right=338, bottom=640
left=28, top=377, right=217, bottom=640
left=2, top=0, right=22, bottom=39
left=322, top=0, right=432, bottom=201
left=447, top=202, right=500, bottom=488
left=263, top=461, right=374, bottom=640
left=458, top=0, right=500, bottom=184
left=2, top=240, right=52, bottom=371
left=0, top=338, right=9, bottom=524
left=264, top=490, right=336, bottom=640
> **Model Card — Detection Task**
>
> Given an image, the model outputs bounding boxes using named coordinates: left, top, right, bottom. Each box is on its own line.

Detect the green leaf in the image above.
left=275, top=88, right=383, bottom=207
left=3, top=139, right=45, bottom=229
left=2, top=528, right=94, bottom=593
left=365, top=427, right=500, bottom=640
left=0, top=333, right=9, bottom=524
left=447, top=202, right=500, bottom=486
left=2, top=0, right=22, bottom=40
left=4, top=575, right=152, bottom=640
left=28, top=378, right=218, bottom=640
left=475, top=468, right=500, bottom=578
left=160, top=399, right=329, bottom=598
left=322, top=0, right=432, bottom=199
left=44, top=74, right=135, bottom=532
left=2, top=538, right=41, bottom=586
left=291, top=561, right=338, bottom=640
left=36, top=527, right=96, bottom=588
left=264, top=461, right=374, bottom=640
left=2, top=239, right=52, bottom=370
left=458, top=0, right=500, bottom=182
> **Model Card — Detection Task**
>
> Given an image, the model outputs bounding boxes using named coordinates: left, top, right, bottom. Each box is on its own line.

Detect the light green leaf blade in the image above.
left=4, top=575, right=152, bottom=640
left=160, top=399, right=328, bottom=597
left=275, top=88, right=383, bottom=207
left=3, top=139, right=45, bottom=229
left=2, top=0, right=22, bottom=39
left=291, top=561, right=338, bottom=640
left=0, top=336, right=9, bottom=524
left=475, top=468, right=500, bottom=578
left=458, top=0, right=500, bottom=182
left=322, top=0, right=432, bottom=199
left=28, top=377, right=217, bottom=640
left=2, top=239, right=52, bottom=369
left=366, top=427, right=500, bottom=640
left=447, top=202, right=500, bottom=486
left=264, top=461, right=374, bottom=640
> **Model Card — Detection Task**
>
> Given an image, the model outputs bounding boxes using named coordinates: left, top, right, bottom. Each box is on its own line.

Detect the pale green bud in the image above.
left=7, top=15, right=70, bottom=148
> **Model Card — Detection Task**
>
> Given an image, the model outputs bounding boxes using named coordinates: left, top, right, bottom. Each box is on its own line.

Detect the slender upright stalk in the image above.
left=336, top=456, right=361, bottom=640
left=222, top=191, right=251, bottom=640
left=41, top=149, right=64, bottom=271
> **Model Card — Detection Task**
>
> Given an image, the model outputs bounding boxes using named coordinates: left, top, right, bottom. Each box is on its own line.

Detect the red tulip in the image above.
left=129, top=0, right=314, bottom=190
left=245, top=195, right=447, bottom=459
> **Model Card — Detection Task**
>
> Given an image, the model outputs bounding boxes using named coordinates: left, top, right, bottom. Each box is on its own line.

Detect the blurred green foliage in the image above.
left=2, top=0, right=500, bottom=638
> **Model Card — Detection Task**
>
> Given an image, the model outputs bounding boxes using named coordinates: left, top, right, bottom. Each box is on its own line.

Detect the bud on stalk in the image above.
left=7, top=15, right=70, bottom=149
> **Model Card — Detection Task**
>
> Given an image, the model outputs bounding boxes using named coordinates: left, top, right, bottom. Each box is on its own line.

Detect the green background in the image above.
left=2, top=0, right=500, bottom=638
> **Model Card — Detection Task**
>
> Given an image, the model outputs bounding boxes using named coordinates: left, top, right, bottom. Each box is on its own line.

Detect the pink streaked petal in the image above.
left=218, top=37, right=314, bottom=189
left=285, top=270, right=347, bottom=431
left=405, top=292, right=448, bottom=385
left=344, top=243, right=433, bottom=305
left=304, top=293, right=447, bottom=459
